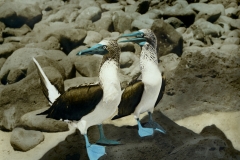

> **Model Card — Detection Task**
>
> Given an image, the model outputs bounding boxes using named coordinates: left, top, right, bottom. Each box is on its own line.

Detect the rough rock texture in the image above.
left=19, top=108, right=68, bottom=132
left=0, top=2, right=42, bottom=28
left=74, top=55, right=102, bottom=77
left=0, top=0, right=240, bottom=158
left=39, top=111, right=240, bottom=160
left=151, top=19, right=183, bottom=57
left=0, top=71, right=49, bottom=130
left=10, top=128, right=44, bottom=151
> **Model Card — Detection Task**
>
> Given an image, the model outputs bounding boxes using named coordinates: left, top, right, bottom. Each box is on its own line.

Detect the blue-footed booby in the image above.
left=112, top=29, right=166, bottom=137
left=34, top=39, right=122, bottom=160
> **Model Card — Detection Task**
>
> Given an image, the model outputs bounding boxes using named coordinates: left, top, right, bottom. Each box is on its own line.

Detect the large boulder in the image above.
left=10, top=128, right=44, bottom=151
left=0, top=48, right=47, bottom=84
left=25, top=36, right=60, bottom=50
left=188, top=3, right=225, bottom=22
left=160, top=2, right=196, bottom=27
left=39, top=111, right=240, bottom=159
left=0, top=43, right=18, bottom=58
left=113, top=11, right=132, bottom=33
left=74, top=55, right=102, bottom=77
left=19, top=108, right=68, bottom=132
left=83, top=31, right=103, bottom=46
left=2, top=24, right=31, bottom=37
left=151, top=19, right=183, bottom=57
left=0, top=71, right=49, bottom=130
left=78, top=6, right=102, bottom=22
left=156, top=46, right=240, bottom=121
left=94, top=13, right=114, bottom=32
left=0, top=2, right=42, bottom=28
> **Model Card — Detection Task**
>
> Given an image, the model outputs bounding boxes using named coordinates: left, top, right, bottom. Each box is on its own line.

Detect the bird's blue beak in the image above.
left=77, top=44, right=108, bottom=56
left=119, top=31, right=143, bottom=38
left=119, top=31, right=146, bottom=46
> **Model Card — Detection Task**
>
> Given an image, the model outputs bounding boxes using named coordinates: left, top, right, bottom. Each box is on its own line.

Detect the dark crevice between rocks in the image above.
left=60, top=37, right=85, bottom=55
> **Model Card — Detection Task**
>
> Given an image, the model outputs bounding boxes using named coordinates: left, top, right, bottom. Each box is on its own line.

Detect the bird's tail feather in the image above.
left=32, top=57, right=60, bottom=105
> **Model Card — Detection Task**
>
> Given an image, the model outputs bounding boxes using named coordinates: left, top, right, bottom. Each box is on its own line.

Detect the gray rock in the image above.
left=58, top=57, right=76, bottom=79
left=25, top=36, right=60, bottom=50
left=10, top=128, right=44, bottom=151
left=227, top=30, right=240, bottom=38
left=160, top=3, right=196, bottom=27
left=229, top=19, right=240, bottom=30
left=0, top=58, right=6, bottom=70
left=83, top=31, right=102, bottom=46
left=188, top=3, right=225, bottom=22
left=0, top=43, right=17, bottom=58
left=45, top=50, right=67, bottom=61
left=220, top=44, right=240, bottom=55
left=101, top=3, right=124, bottom=11
left=125, top=3, right=138, bottom=13
left=157, top=46, right=240, bottom=121
left=0, top=2, right=42, bottom=28
left=119, top=52, right=140, bottom=80
left=126, top=0, right=136, bottom=5
left=0, top=71, right=49, bottom=131
left=194, top=18, right=224, bottom=37
left=113, top=11, right=132, bottom=33
left=0, top=21, right=5, bottom=31
left=19, top=108, right=68, bottom=132
left=99, top=29, right=111, bottom=38
left=151, top=19, right=183, bottom=57
left=131, top=14, right=154, bottom=30
left=44, top=5, right=79, bottom=23
left=2, top=24, right=31, bottom=37
left=159, top=53, right=181, bottom=74
left=74, top=55, right=102, bottom=77
left=78, top=6, right=102, bottom=22
left=0, top=48, right=47, bottom=85
left=94, top=14, right=113, bottom=32
left=33, top=22, right=87, bottom=53
left=164, top=17, right=185, bottom=28
left=75, top=19, right=95, bottom=31
left=7, top=69, right=26, bottom=84
left=223, top=37, right=240, bottom=45
left=64, top=77, right=99, bottom=91
left=2, top=106, right=16, bottom=130
left=79, top=0, right=100, bottom=8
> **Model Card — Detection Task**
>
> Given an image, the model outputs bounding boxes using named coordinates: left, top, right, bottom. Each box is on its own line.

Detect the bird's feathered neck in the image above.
left=100, top=40, right=120, bottom=69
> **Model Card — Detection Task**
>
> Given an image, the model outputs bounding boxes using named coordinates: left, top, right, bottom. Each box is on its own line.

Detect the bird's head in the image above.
left=77, top=39, right=120, bottom=62
left=118, top=29, right=157, bottom=49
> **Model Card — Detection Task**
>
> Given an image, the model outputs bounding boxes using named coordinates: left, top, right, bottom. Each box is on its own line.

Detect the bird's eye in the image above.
left=103, top=45, right=107, bottom=50
left=137, top=33, right=144, bottom=38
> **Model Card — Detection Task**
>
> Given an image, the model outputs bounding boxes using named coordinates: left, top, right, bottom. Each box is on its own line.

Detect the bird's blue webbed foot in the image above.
left=96, top=124, right=120, bottom=145
left=143, top=112, right=166, bottom=134
left=84, top=134, right=106, bottom=160
left=137, top=118, right=154, bottom=137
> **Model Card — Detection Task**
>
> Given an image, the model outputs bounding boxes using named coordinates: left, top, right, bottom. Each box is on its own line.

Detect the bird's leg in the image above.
left=143, top=112, right=166, bottom=134
left=136, top=118, right=154, bottom=137
left=84, top=134, right=106, bottom=160
left=96, top=124, right=120, bottom=145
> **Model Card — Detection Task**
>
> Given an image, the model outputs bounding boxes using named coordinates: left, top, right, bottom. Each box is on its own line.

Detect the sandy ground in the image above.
left=0, top=126, right=76, bottom=160
left=176, top=111, right=240, bottom=151
left=0, top=111, right=239, bottom=160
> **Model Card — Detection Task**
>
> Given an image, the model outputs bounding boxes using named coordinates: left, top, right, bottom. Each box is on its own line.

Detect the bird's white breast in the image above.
left=99, top=60, right=121, bottom=102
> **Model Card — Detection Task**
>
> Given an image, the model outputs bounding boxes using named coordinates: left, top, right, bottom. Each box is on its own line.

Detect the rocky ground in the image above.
left=0, top=0, right=240, bottom=159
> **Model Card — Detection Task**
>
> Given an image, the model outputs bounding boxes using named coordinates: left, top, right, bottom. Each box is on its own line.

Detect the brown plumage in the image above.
left=112, top=75, right=166, bottom=120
